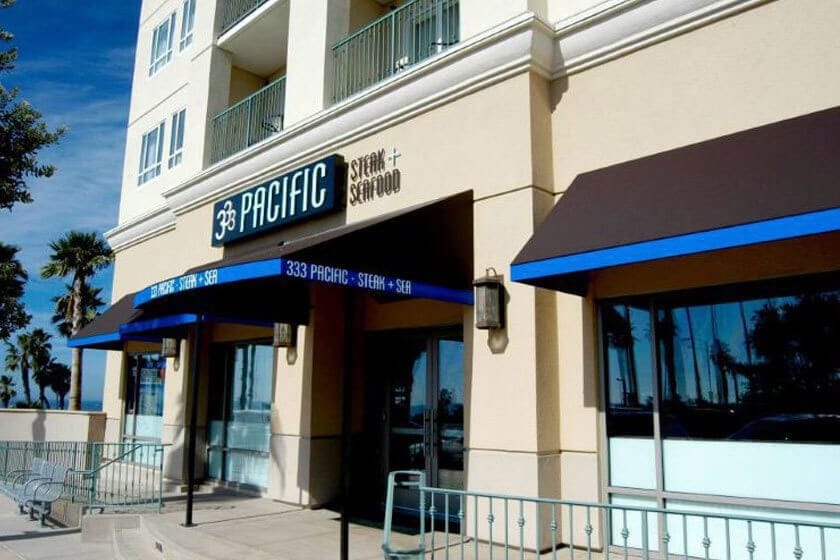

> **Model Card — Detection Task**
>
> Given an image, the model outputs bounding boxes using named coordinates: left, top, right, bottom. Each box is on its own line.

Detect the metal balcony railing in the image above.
left=384, top=471, right=840, bottom=560
left=220, top=0, right=270, bottom=35
left=332, top=0, right=459, bottom=103
left=210, top=77, right=286, bottom=164
left=0, top=440, right=166, bottom=511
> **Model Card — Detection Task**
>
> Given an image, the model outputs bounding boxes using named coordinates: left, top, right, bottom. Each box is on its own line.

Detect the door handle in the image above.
left=423, top=408, right=431, bottom=458
left=431, top=407, right=439, bottom=451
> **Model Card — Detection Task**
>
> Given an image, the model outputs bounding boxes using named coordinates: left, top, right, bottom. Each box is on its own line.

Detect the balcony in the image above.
left=217, top=0, right=289, bottom=77
left=210, top=77, right=286, bottom=164
left=333, top=0, right=460, bottom=103
left=220, top=0, right=270, bottom=34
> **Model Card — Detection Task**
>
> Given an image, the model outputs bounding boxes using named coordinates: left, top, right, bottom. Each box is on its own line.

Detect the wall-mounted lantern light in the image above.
left=161, top=337, right=181, bottom=371
left=473, top=268, right=505, bottom=330
left=273, top=322, right=298, bottom=348
left=161, top=337, right=179, bottom=358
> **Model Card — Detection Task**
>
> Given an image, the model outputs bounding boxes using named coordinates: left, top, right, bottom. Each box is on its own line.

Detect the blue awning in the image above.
left=512, top=106, right=840, bottom=294
left=68, top=294, right=203, bottom=350
left=134, top=257, right=473, bottom=308
left=133, top=192, right=475, bottom=316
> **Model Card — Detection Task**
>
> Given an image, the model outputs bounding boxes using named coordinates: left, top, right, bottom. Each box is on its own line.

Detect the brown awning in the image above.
left=133, top=191, right=475, bottom=319
left=512, top=106, right=840, bottom=294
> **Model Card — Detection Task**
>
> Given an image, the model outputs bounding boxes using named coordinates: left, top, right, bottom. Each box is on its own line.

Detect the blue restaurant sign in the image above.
left=211, top=154, right=346, bottom=246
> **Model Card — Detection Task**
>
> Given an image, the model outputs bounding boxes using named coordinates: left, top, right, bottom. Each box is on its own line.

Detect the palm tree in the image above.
left=4, top=342, right=28, bottom=402
left=0, top=375, right=16, bottom=407
left=47, top=361, right=71, bottom=409
left=40, top=231, right=113, bottom=411
left=6, top=330, right=52, bottom=407
left=51, top=283, right=105, bottom=337
left=25, top=329, right=53, bottom=408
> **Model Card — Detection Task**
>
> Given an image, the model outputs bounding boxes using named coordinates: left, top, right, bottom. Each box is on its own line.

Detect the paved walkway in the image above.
left=145, top=491, right=425, bottom=559
left=0, top=502, right=113, bottom=560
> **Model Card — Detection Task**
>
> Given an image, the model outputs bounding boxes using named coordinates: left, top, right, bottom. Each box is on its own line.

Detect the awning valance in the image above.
left=68, top=294, right=199, bottom=350
left=134, top=192, right=475, bottom=318
left=512, top=106, right=840, bottom=294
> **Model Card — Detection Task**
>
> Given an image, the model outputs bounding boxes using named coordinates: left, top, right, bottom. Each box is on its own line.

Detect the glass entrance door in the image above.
left=207, top=342, right=274, bottom=488
left=377, top=331, right=465, bottom=516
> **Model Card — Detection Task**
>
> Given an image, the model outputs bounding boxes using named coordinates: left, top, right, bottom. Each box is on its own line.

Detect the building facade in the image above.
left=73, top=0, right=840, bottom=553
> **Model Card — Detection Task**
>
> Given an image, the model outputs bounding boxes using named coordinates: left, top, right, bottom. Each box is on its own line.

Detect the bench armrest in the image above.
left=30, top=481, right=65, bottom=502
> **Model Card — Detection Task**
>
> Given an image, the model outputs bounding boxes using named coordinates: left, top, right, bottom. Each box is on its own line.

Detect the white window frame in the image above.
left=138, top=121, right=166, bottom=185
left=179, top=0, right=196, bottom=51
left=168, top=109, right=186, bottom=169
left=149, top=12, right=176, bottom=76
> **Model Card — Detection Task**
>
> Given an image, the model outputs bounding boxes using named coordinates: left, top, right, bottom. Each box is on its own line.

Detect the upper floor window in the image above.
left=149, top=13, right=176, bottom=76
left=180, top=0, right=196, bottom=51
left=138, top=122, right=165, bottom=185
left=168, top=109, right=186, bottom=169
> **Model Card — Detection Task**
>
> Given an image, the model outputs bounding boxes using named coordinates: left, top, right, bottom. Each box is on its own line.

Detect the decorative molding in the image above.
left=163, top=12, right=549, bottom=216
left=114, top=0, right=768, bottom=246
left=554, top=0, right=774, bottom=78
left=106, top=205, right=177, bottom=251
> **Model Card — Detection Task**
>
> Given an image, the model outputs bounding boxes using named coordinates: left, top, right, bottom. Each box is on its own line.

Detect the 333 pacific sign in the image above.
left=211, top=154, right=346, bottom=246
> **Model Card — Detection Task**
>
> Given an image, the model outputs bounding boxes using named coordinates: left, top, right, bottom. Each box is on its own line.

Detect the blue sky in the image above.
left=0, top=1, right=142, bottom=406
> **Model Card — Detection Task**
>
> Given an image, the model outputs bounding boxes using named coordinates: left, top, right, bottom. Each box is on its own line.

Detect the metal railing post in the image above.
left=158, top=445, right=164, bottom=511
left=243, top=96, right=251, bottom=151
left=389, top=10, right=396, bottom=80
left=90, top=443, right=102, bottom=506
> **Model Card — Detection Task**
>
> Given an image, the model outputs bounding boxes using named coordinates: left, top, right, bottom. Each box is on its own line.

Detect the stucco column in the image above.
left=469, top=187, right=560, bottom=549
left=283, top=0, right=350, bottom=127
left=268, top=284, right=345, bottom=505
left=160, top=338, right=190, bottom=485
left=101, top=352, right=124, bottom=444
left=459, top=0, right=548, bottom=40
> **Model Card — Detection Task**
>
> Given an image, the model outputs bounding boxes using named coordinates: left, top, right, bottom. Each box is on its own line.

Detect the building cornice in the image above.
left=554, top=0, right=773, bottom=78
left=106, top=205, right=177, bottom=251
left=163, top=12, right=551, bottom=215
left=112, top=0, right=769, bottom=248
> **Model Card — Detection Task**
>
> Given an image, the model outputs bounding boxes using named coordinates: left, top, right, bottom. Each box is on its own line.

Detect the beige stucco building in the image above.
left=73, top=0, right=840, bottom=553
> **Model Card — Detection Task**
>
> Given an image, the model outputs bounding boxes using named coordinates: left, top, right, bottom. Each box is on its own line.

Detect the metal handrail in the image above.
left=333, top=0, right=428, bottom=51
left=78, top=443, right=144, bottom=478
left=219, top=0, right=270, bottom=35
left=384, top=470, right=840, bottom=560
left=210, top=77, right=286, bottom=163
left=332, top=0, right=460, bottom=103
left=0, top=440, right=167, bottom=512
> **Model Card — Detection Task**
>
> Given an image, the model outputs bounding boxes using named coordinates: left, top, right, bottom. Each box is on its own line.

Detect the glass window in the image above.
left=179, top=0, right=196, bottom=51
left=168, top=109, right=186, bottom=169
left=123, top=353, right=165, bottom=442
left=149, top=12, right=176, bottom=76
left=603, top=281, right=840, bottom=507
left=138, top=122, right=165, bottom=185
left=658, top=292, right=840, bottom=442
left=603, top=302, right=656, bottom=490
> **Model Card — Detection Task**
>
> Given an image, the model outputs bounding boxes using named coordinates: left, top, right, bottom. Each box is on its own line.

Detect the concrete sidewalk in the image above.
left=139, top=491, right=423, bottom=560
left=0, top=501, right=113, bottom=560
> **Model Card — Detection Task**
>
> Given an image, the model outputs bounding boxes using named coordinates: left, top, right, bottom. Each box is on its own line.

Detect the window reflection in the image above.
left=602, top=288, right=840, bottom=443
left=603, top=303, right=654, bottom=437
left=123, top=353, right=165, bottom=442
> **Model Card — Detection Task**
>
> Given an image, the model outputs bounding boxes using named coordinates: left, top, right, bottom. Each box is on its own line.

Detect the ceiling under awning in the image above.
left=133, top=191, right=475, bottom=320
left=511, top=106, right=840, bottom=295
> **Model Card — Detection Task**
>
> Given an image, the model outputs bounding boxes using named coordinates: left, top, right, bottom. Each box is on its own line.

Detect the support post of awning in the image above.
left=340, top=290, right=355, bottom=560
left=183, top=319, right=203, bottom=527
